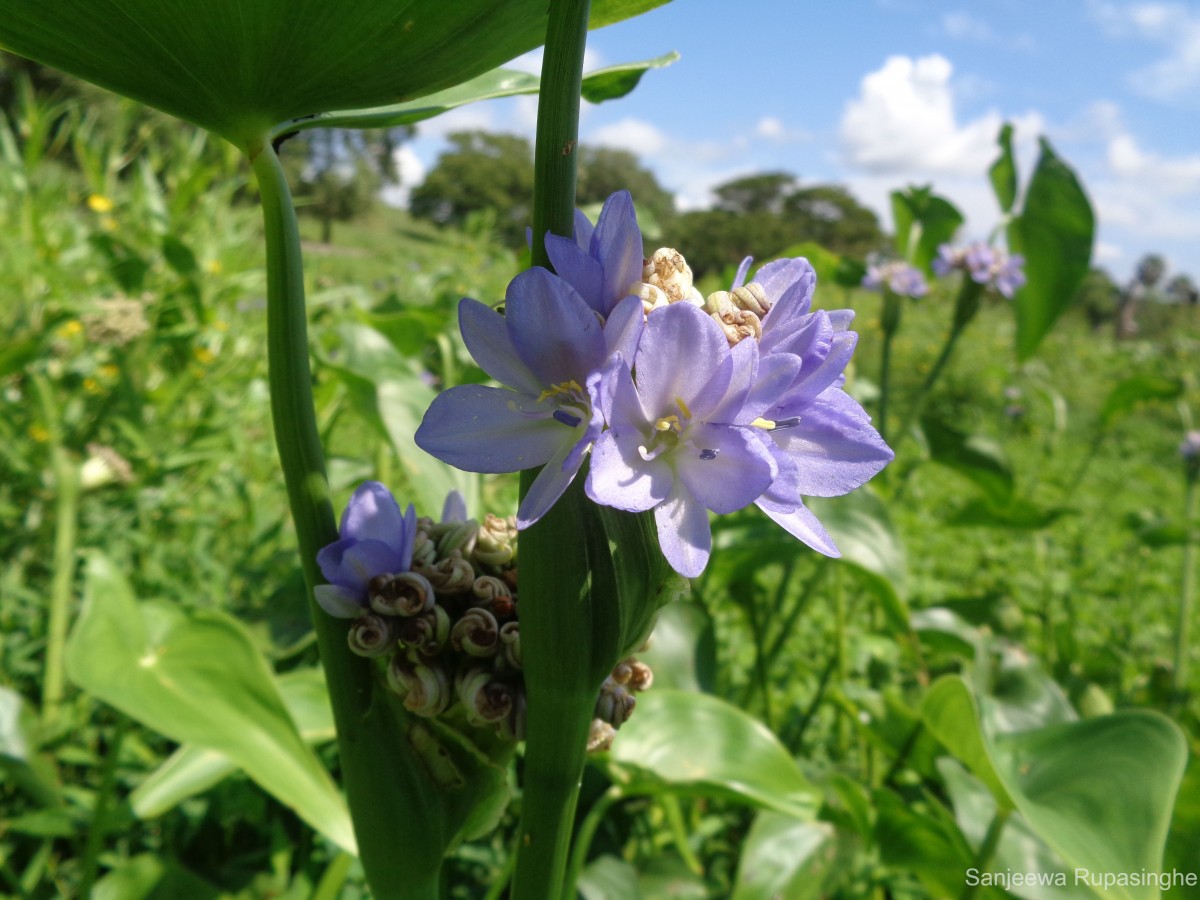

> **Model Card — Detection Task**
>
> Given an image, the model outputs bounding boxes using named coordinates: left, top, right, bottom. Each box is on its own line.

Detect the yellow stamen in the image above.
left=654, top=415, right=681, bottom=432
left=751, top=417, right=776, bottom=430
left=537, top=380, right=583, bottom=404
left=675, top=396, right=692, bottom=420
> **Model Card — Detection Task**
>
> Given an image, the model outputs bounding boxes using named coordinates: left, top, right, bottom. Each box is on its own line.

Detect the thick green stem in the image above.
left=877, top=291, right=901, bottom=445
left=511, top=1, right=593, bottom=898
left=960, top=809, right=1011, bottom=900
left=1174, top=475, right=1198, bottom=704
left=43, top=446, right=79, bottom=729
left=250, top=144, right=439, bottom=900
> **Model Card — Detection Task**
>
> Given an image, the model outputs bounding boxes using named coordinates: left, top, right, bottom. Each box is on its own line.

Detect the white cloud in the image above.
left=1094, top=241, right=1124, bottom=264
left=1091, top=2, right=1200, bottom=99
left=382, top=145, right=426, bottom=207
left=755, top=116, right=785, bottom=139
left=941, top=11, right=994, bottom=42
left=587, top=117, right=670, bottom=157
left=1107, top=132, right=1200, bottom=193
left=838, top=54, right=1043, bottom=176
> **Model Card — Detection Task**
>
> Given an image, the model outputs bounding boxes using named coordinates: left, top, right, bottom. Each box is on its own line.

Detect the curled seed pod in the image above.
left=498, top=621, right=522, bottom=671
left=368, top=571, right=435, bottom=617
left=611, top=659, right=635, bottom=685
left=435, top=520, right=479, bottom=558
left=450, top=607, right=500, bottom=658
left=387, top=655, right=452, bottom=717
left=456, top=666, right=514, bottom=726
left=627, top=661, right=654, bottom=692
left=730, top=282, right=770, bottom=317
left=587, top=719, right=618, bottom=753
left=347, top=612, right=396, bottom=658
left=704, top=290, right=734, bottom=317
left=397, top=605, right=451, bottom=656
left=627, top=281, right=669, bottom=314
left=472, top=575, right=511, bottom=604
left=417, top=556, right=476, bottom=594
left=411, top=525, right=438, bottom=568
left=643, top=247, right=700, bottom=305
left=474, top=514, right=518, bottom=568
left=594, top=678, right=636, bottom=727
left=711, top=306, right=762, bottom=345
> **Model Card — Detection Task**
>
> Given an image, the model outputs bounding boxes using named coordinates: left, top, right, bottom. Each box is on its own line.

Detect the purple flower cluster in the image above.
left=933, top=241, right=1026, bottom=298
left=862, top=260, right=929, bottom=299
left=416, top=192, right=893, bottom=577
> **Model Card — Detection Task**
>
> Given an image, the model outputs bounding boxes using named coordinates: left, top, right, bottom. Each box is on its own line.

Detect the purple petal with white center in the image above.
left=587, top=428, right=672, bottom=512
left=515, top=438, right=583, bottom=529
left=654, top=483, right=713, bottom=578
left=635, top=302, right=731, bottom=418
left=765, top=390, right=893, bottom=497
left=318, top=537, right=406, bottom=593
left=459, top=298, right=541, bottom=395
left=339, top=481, right=407, bottom=549
left=315, top=584, right=367, bottom=618
left=758, top=500, right=840, bottom=557
left=544, top=233, right=605, bottom=313
left=731, top=256, right=754, bottom=289
left=706, top=338, right=758, bottom=422
left=603, top=294, right=645, bottom=364
left=592, top=191, right=643, bottom=314
left=505, top=268, right=607, bottom=386
left=675, top=423, right=776, bottom=514
left=416, top=384, right=566, bottom=473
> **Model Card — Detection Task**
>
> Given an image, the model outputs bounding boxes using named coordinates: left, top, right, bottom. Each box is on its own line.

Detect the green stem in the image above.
left=877, top=291, right=900, bottom=446
left=43, top=445, right=79, bottom=730
left=1174, top=476, right=1198, bottom=705
left=564, top=786, right=622, bottom=892
left=511, top=1, right=593, bottom=898
left=250, top=144, right=439, bottom=900
left=960, top=809, right=1011, bottom=900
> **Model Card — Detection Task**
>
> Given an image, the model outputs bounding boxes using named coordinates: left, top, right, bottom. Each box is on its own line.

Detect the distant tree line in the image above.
left=408, top=131, right=885, bottom=275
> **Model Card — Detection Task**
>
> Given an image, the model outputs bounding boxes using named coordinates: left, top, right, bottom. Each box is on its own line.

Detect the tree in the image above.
left=409, top=130, right=535, bottom=246
left=577, top=145, right=674, bottom=232
left=1076, top=267, right=1121, bottom=330
left=1117, top=252, right=1167, bottom=339
left=784, top=185, right=884, bottom=258
left=713, top=172, right=796, bottom=215
left=1166, top=273, right=1198, bottom=307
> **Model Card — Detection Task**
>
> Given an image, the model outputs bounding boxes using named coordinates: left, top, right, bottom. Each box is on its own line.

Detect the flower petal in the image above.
left=592, top=191, right=644, bottom=315
left=515, top=439, right=583, bottom=529
left=731, top=255, right=754, bottom=289
left=506, top=267, right=608, bottom=386
left=441, top=490, right=467, bottom=523
left=459, top=298, right=541, bottom=395
left=339, top=481, right=406, bottom=548
left=573, top=207, right=595, bottom=250
left=544, top=233, right=605, bottom=313
left=757, top=257, right=815, bottom=308
left=675, top=424, right=776, bottom=514
left=603, top=294, right=645, bottom=364
left=654, top=483, right=712, bottom=578
left=416, top=384, right=566, bottom=473
left=318, top=537, right=405, bottom=593
left=315, top=584, right=367, bottom=618
left=757, top=500, right=840, bottom=557
left=587, top=429, right=672, bottom=512
left=636, top=302, right=731, bottom=417
left=774, top=331, right=858, bottom=413
left=766, top=390, right=893, bottom=497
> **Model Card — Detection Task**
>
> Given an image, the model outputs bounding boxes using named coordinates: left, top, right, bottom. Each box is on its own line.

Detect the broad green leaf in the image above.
left=0, top=0, right=673, bottom=148
left=948, top=497, right=1070, bottom=531
left=1008, top=138, right=1095, bottom=360
left=1099, top=375, right=1184, bottom=427
left=808, top=488, right=910, bottom=632
left=578, top=856, right=643, bottom=900
left=921, top=416, right=1014, bottom=503
left=637, top=857, right=709, bottom=899
left=874, top=788, right=978, bottom=898
left=892, top=186, right=964, bottom=275
left=129, top=668, right=335, bottom=818
left=608, top=689, right=820, bottom=820
left=924, top=676, right=1187, bottom=900
left=286, top=53, right=681, bottom=136
left=65, top=554, right=355, bottom=853
left=322, top=322, right=479, bottom=517
left=731, top=813, right=836, bottom=900
left=989, top=122, right=1018, bottom=215
left=637, top=600, right=717, bottom=693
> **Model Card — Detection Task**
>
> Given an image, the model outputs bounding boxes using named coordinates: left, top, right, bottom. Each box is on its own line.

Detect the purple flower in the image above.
left=863, top=261, right=928, bottom=298
left=586, top=302, right=784, bottom=577
left=315, top=482, right=417, bottom=618
left=933, top=241, right=1026, bottom=298
left=993, top=253, right=1026, bottom=298
left=544, top=190, right=644, bottom=317
left=1181, top=431, right=1200, bottom=460
left=415, top=267, right=643, bottom=529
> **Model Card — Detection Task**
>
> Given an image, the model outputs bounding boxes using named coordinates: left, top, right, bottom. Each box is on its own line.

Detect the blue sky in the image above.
left=401, top=1, right=1200, bottom=283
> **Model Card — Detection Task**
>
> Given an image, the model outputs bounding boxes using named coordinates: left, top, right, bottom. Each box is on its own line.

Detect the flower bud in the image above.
left=387, top=654, right=452, bottom=717
left=729, top=282, right=771, bottom=318
left=450, top=607, right=500, bottom=658
left=368, top=571, right=435, bottom=617
left=587, top=719, right=618, bottom=753
left=497, top=684, right=527, bottom=742
left=704, top=292, right=762, bottom=345
left=416, top=555, right=476, bottom=594
left=594, top=677, right=636, bottom=726
left=79, top=443, right=134, bottom=490
left=396, top=605, right=451, bottom=656
left=473, top=514, right=518, bottom=569
left=643, top=248, right=701, bottom=306
left=435, top=519, right=479, bottom=558
left=347, top=612, right=397, bottom=658
left=456, top=666, right=515, bottom=726
left=498, top=621, right=522, bottom=671
left=411, top=521, right=438, bottom=568
left=627, top=281, right=671, bottom=314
